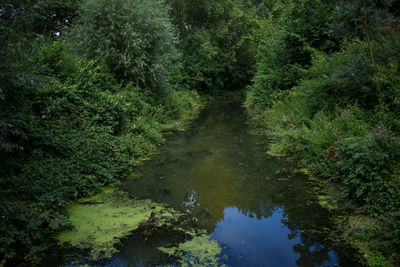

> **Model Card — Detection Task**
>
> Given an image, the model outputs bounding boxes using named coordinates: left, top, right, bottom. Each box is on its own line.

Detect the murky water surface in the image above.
left=46, top=101, right=354, bottom=266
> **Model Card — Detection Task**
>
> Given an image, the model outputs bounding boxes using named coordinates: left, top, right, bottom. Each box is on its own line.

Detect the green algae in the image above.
left=56, top=186, right=181, bottom=260
left=159, top=234, right=223, bottom=266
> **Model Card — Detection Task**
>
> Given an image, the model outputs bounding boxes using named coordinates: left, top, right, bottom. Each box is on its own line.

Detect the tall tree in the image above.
left=69, top=0, right=177, bottom=95
left=167, top=0, right=258, bottom=93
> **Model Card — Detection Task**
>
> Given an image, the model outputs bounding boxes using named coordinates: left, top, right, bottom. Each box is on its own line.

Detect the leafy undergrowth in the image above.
left=245, top=35, right=400, bottom=266
left=246, top=97, right=400, bottom=266
left=0, top=40, right=201, bottom=264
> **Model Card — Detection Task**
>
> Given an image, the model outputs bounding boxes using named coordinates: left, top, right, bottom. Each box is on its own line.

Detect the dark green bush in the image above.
left=167, top=0, right=257, bottom=95
left=246, top=27, right=309, bottom=108
left=338, top=125, right=400, bottom=213
left=302, top=41, right=377, bottom=114
left=0, top=39, right=199, bottom=259
left=371, top=212, right=400, bottom=264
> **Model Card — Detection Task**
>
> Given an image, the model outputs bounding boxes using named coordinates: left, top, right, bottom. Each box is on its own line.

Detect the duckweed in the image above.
left=159, top=234, right=223, bottom=266
left=56, top=186, right=181, bottom=260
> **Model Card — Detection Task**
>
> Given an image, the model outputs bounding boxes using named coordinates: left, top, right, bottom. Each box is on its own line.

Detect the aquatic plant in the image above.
left=159, top=234, right=223, bottom=266
left=57, top=186, right=182, bottom=260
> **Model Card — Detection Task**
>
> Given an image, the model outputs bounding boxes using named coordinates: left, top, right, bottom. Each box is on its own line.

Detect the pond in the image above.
left=43, top=100, right=355, bottom=266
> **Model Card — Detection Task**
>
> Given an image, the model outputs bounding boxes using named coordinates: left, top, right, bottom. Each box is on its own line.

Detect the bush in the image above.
left=244, top=1, right=400, bottom=264
left=371, top=211, right=400, bottom=264
left=338, top=125, right=400, bottom=213
left=0, top=40, right=199, bottom=259
left=250, top=81, right=400, bottom=214
left=167, top=0, right=257, bottom=95
left=246, top=26, right=310, bottom=108
left=301, top=41, right=377, bottom=114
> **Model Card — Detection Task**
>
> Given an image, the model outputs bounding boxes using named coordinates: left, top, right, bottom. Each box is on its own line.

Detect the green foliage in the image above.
left=168, top=0, right=258, bottom=94
left=374, top=37, right=400, bottom=120
left=326, top=0, right=393, bottom=44
left=247, top=37, right=400, bottom=215
left=1, top=0, right=204, bottom=259
left=246, top=25, right=309, bottom=107
left=70, top=0, right=177, bottom=95
left=283, top=0, right=336, bottom=52
left=178, top=28, right=222, bottom=93
left=0, top=0, right=78, bottom=37
left=246, top=0, right=338, bottom=108
left=0, top=38, right=199, bottom=260
left=302, top=41, right=376, bottom=113
left=338, top=125, right=400, bottom=213
left=160, top=90, right=201, bottom=126
left=371, top=212, right=400, bottom=264
left=245, top=1, right=400, bottom=264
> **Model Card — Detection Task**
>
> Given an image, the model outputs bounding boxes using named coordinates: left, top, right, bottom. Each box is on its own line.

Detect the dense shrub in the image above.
left=248, top=37, right=400, bottom=214
left=70, top=0, right=177, bottom=95
left=167, top=0, right=258, bottom=94
left=338, top=125, right=400, bottom=213
left=1, top=0, right=204, bottom=259
left=302, top=41, right=377, bottom=114
left=246, top=28, right=308, bottom=107
left=245, top=1, right=400, bottom=261
left=0, top=40, right=199, bottom=260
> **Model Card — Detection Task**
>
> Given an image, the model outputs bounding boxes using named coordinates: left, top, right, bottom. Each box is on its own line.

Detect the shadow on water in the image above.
left=45, top=100, right=356, bottom=266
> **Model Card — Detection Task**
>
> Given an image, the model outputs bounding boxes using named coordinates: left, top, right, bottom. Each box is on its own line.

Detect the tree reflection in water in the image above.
left=45, top=101, right=357, bottom=266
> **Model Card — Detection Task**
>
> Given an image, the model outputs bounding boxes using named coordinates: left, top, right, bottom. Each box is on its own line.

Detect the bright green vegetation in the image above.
left=57, top=186, right=182, bottom=260
left=159, top=234, right=223, bottom=266
left=245, top=0, right=400, bottom=266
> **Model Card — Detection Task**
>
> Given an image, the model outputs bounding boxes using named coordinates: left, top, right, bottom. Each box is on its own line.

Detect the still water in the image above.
left=48, top=100, right=354, bottom=266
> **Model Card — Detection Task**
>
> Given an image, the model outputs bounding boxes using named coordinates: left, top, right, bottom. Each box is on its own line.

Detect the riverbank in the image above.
left=1, top=87, right=201, bottom=267
left=37, top=96, right=207, bottom=265
left=41, top=99, right=359, bottom=266
left=244, top=103, right=399, bottom=267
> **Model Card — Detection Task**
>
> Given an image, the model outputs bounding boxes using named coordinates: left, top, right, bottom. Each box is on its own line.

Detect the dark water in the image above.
left=45, top=101, right=355, bottom=266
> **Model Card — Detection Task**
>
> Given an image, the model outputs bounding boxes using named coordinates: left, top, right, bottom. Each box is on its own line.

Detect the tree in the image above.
left=167, top=0, right=258, bottom=93
left=0, top=0, right=78, bottom=36
left=70, top=0, right=177, bottom=95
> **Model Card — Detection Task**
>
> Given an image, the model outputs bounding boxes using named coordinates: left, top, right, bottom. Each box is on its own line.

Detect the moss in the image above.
left=159, top=234, right=223, bottom=266
left=56, top=186, right=181, bottom=260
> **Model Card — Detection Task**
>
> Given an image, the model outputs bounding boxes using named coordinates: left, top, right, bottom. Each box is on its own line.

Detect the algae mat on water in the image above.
left=159, top=234, right=224, bottom=266
left=56, top=186, right=182, bottom=260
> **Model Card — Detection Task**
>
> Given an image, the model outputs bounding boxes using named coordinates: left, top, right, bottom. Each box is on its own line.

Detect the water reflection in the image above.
left=119, top=101, right=347, bottom=266
left=213, top=207, right=338, bottom=267
left=44, top=101, right=353, bottom=266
